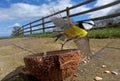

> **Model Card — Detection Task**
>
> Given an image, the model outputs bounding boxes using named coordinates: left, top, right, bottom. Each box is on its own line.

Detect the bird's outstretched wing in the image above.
left=51, top=17, right=93, bottom=62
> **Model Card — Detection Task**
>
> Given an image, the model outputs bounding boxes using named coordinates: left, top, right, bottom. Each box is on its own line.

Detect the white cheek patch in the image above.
left=82, top=23, right=93, bottom=30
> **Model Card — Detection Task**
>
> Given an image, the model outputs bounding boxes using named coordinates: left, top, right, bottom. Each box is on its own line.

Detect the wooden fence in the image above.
left=15, top=0, right=120, bottom=36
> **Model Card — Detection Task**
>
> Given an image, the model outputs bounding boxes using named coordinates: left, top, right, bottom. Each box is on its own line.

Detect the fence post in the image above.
left=17, top=29, right=20, bottom=36
left=22, top=27, right=24, bottom=35
left=66, top=7, right=70, bottom=20
left=19, top=27, right=23, bottom=36
left=42, top=17, right=45, bottom=33
left=30, top=23, right=32, bottom=34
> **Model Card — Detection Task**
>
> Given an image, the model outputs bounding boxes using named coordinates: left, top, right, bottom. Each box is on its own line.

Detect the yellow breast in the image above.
left=63, top=25, right=88, bottom=38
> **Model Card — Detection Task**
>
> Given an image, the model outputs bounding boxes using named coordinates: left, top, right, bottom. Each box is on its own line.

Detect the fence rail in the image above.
left=15, top=0, right=120, bottom=36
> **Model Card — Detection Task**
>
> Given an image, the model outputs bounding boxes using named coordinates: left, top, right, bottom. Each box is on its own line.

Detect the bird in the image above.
left=52, top=16, right=95, bottom=62
left=52, top=17, right=95, bottom=48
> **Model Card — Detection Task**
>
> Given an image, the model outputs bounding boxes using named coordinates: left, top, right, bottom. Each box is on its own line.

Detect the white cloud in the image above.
left=13, top=23, right=20, bottom=27
left=94, top=0, right=116, bottom=7
left=0, top=3, right=40, bottom=22
left=70, top=5, right=90, bottom=15
left=0, top=0, right=74, bottom=22
left=0, top=0, right=92, bottom=23
left=89, top=0, right=120, bottom=18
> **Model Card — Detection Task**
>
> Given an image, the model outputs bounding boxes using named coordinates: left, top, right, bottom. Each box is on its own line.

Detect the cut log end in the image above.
left=24, top=49, right=81, bottom=81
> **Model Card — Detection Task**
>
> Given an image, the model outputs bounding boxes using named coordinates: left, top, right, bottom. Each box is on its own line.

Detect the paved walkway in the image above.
left=74, top=39, right=120, bottom=81
left=0, top=38, right=119, bottom=81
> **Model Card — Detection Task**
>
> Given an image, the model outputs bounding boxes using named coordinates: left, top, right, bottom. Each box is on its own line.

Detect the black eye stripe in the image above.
left=83, top=22, right=94, bottom=26
left=87, top=23, right=94, bottom=25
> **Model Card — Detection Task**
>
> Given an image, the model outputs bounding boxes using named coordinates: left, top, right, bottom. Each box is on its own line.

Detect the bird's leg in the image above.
left=61, top=39, right=71, bottom=50
left=54, top=34, right=63, bottom=42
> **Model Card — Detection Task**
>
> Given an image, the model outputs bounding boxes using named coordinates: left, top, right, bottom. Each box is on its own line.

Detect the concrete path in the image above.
left=74, top=39, right=120, bottom=81
left=0, top=38, right=119, bottom=81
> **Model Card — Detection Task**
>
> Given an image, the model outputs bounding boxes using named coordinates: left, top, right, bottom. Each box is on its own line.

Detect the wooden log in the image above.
left=24, top=49, right=81, bottom=81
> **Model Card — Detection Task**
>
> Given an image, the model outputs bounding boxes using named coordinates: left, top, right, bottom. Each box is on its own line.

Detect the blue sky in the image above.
left=0, top=0, right=118, bottom=37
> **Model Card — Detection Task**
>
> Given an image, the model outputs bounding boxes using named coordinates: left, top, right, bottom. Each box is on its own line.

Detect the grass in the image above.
left=88, top=27, right=120, bottom=38
left=17, top=32, right=55, bottom=38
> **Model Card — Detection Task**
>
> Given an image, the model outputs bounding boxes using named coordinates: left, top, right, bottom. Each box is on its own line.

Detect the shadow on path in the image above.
left=1, top=66, right=40, bottom=81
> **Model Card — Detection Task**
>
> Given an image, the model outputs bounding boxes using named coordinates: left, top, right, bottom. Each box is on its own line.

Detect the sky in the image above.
left=0, top=0, right=119, bottom=37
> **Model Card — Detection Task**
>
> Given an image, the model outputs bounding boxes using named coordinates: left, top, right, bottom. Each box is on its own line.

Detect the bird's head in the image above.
left=78, top=20, right=95, bottom=30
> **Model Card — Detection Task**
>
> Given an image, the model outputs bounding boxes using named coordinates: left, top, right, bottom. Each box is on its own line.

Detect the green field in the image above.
left=88, top=27, right=120, bottom=38
left=16, top=32, right=55, bottom=38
